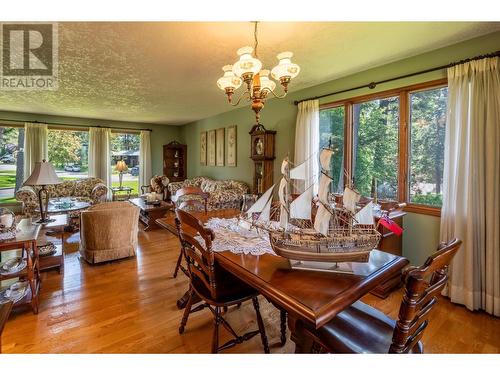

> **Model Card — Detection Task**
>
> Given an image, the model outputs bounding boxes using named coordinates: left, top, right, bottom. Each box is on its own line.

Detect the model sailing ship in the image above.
left=240, top=148, right=381, bottom=263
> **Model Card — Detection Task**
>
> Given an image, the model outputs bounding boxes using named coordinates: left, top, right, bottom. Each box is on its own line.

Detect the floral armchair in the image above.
left=15, top=177, right=108, bottom=216
left=168, top=176, right=248, bottom=211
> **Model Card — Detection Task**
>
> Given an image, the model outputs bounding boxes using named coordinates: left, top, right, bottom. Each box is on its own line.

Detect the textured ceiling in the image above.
left=0, top=22, right=499, bottom=125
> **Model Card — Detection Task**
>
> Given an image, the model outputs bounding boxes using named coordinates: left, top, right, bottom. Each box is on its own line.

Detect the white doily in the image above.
left=198, top=217, right=276, bottom=256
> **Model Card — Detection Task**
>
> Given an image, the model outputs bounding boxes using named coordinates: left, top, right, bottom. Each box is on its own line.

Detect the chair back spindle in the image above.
left=175, top=208, right=218, bottom=300
left=389, top=238, right=461, bottom=353
left=173, top=187, right=209, bottom=213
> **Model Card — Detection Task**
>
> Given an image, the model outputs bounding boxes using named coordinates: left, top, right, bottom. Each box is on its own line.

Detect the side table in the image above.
left=111, top=186, right=133, bottom=201
left=0, top=300, right=13, bottom=353
left=0, top=219, right=41, bottom=314
left=38, top=214, right=67, bottom=274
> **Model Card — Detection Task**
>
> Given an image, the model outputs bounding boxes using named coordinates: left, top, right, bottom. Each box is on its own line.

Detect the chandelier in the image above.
left=217, top=22, right=300, bottom=126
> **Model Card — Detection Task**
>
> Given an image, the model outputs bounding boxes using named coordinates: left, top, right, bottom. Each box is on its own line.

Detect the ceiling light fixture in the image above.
left=217, top=22, right=300, bottom=127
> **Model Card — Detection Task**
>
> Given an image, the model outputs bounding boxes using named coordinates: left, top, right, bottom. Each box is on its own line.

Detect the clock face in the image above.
left=255, top=138, right=264, bottom=155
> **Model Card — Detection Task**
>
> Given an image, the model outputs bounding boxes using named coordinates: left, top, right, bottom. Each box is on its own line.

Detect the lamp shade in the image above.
left=232, top=46, right=262, bottom=78
left=24, top=160, right=62, bottom=186
left=259, top=70, right=276, bottom=92
left=217, top=65, right=243, bottom=91
left=116, top=160, right=128, bottom=172
left=271, top=51, right=300, bottom=81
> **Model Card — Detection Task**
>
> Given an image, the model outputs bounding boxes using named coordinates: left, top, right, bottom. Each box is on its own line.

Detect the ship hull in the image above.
left=269, top=230, right=381, bottom=263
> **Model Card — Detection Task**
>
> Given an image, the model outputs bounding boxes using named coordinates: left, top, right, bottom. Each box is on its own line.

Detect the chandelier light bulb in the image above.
left=271, top=51, right=300, bottom=81
left=216, top=65, right=242, bottom=91
left=232, top=46, right=262, bottom=80
left=259, top=69, right=276, bottom=92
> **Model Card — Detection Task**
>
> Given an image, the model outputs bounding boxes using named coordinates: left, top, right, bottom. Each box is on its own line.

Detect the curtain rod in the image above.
left=294, top=49, right=500, bottom=105
left=0, top=118, right=153, bottom=132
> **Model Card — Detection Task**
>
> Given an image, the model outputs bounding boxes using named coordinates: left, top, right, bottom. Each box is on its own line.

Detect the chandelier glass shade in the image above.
left=217, top=22, right=300, bottom=124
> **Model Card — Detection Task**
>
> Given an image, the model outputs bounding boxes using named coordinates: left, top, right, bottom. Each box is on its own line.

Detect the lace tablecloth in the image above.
left=199, top=218, right=276, bottom=256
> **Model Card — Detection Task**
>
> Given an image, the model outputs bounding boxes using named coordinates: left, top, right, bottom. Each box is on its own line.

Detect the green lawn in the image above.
left=0, top=197, right=16, bottom=203
left=111, top=180, right=139, bottom=193
left=0, top=171, right=139, bottom=205
left=0, top=174, right=16, bottom=186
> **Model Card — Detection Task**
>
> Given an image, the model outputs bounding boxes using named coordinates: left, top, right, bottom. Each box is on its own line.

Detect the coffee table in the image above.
left=36, top=199, right=90, bottom=232
left=128, top=198, right=173, bottom=231
left=44, top=199, right=91, bottom=214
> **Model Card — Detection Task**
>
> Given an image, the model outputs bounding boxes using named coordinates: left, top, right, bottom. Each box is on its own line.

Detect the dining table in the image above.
left=156, top=208, right=409, bottom=353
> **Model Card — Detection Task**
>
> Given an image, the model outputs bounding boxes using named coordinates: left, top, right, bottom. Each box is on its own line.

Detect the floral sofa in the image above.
left=168, top=176, right=249, bottom=211
left=15, top=177, right=108, bottom=216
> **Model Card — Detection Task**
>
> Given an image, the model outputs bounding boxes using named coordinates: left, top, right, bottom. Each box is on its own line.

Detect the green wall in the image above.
left=180, top=30, right=500, bottom=264
left=0, top=110, right=182, bottom=176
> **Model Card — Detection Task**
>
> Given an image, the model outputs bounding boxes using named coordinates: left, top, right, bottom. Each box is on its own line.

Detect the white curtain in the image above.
left=23, top=123, right=48, bottom=181
left=139, top=130, right=152, bottom=188
left=88, top=127, right=111, bottom=187
left=294, top=99, right=320, bottom=194
left=440, top=57, right=500, bottom=316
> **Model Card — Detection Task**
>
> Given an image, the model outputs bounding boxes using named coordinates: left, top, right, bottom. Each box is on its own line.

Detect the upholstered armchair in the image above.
left=79, top=201, right=139, bottom=264
left=141, top=175, right=170, bottom=200
left=15, top=177, right=108, bottom=216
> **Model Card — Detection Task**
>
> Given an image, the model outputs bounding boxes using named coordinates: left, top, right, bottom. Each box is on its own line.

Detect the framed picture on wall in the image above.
left=208, top=129, right=216, bottom=166
left=216, top=127, right=225, bottom=166
left=200, top=131, right=207, bottom=165
left=227, top=125, right=237, bottom=167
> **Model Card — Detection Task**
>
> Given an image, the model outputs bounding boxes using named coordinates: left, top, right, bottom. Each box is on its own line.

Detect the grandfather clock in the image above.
left=249, top=124, right=276, bottom=195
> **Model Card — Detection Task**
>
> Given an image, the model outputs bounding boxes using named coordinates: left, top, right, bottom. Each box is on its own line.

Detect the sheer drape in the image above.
left=139, top=130, right=152, bottom=189
left=294, top=99, right=320, bottom=194
left=88, top=127, right=111, bottom=188
left=440, top=57, right=500, bottom=316
left=23, top=123, right=48, bottom=181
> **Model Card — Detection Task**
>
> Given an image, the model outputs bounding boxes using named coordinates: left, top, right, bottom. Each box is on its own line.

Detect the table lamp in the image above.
left=116, top=160, right=128, bottom=188
left=24, top=160, right=62, bottom=224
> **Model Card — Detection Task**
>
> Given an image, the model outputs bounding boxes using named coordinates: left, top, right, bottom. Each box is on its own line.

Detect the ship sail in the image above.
left=319, top=149, right=334, bottom=170
left=354, top=201, right=374, bottom=225
left=278, top=177, right=289, bottom=229
left=314, top=203, right=332, bottom=236
left=290, top=186, right=313, bottom=220
left=343, top=186, right=361, bottom=213
left=259, top=198, right=272, bottom=223
left=246, top=184, right=274, bottom=215
left=281, top=159, right=289, bottom=174
left=290, top=162, right=307, bottom=180
left=318, top=173, right=332, bottom=203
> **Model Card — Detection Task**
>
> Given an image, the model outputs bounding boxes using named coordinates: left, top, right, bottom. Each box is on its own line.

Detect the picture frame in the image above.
left=227, top=125, right=237, bottom=167
left=207, top=129, right=216, bottom=166
left=200, top=131, right=207, bottom=165
left=216, top=127, right=225, bottom=166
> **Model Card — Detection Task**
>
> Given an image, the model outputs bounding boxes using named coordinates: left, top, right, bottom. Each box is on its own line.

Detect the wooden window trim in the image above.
left=319, top=78, right=448, bottom=217
left=405, top=204, right=441, bottom=217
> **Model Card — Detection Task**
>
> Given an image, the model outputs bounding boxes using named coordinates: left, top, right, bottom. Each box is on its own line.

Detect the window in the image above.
left=110, top=132, right=140, bottom=193
left=319, top=106, right=344, bottom=193
left=48, top=129, right=89, bottom=179
left=353, top=96, right=399, bottom=200
left=0, top=126, right=23, bottom=203
left=319, top=79, right=448, bottom=215
left=409, top=86, right=447, bottom=207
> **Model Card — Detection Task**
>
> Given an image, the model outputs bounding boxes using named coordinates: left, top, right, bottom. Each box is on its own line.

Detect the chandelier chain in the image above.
left=254, top=21, right=259, bottom=58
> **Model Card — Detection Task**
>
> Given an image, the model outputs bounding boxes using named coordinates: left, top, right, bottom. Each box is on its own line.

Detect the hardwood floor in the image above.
left=2, top=225, right=499, bottom=353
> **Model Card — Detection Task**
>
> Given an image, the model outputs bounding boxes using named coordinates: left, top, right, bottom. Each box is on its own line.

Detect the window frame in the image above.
left=319, top=78, right=447, bottom=217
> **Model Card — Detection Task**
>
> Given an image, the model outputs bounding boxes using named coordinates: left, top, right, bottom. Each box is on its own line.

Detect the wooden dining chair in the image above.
left=172, top=187, right=209, bottom=214
left=301, top=238, right=462, bottom=354
left=0, top=301, right=13, bottom=354
left=175, top=208, right=270, bottom=353
left=172, top=187, right=210, bottom=278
